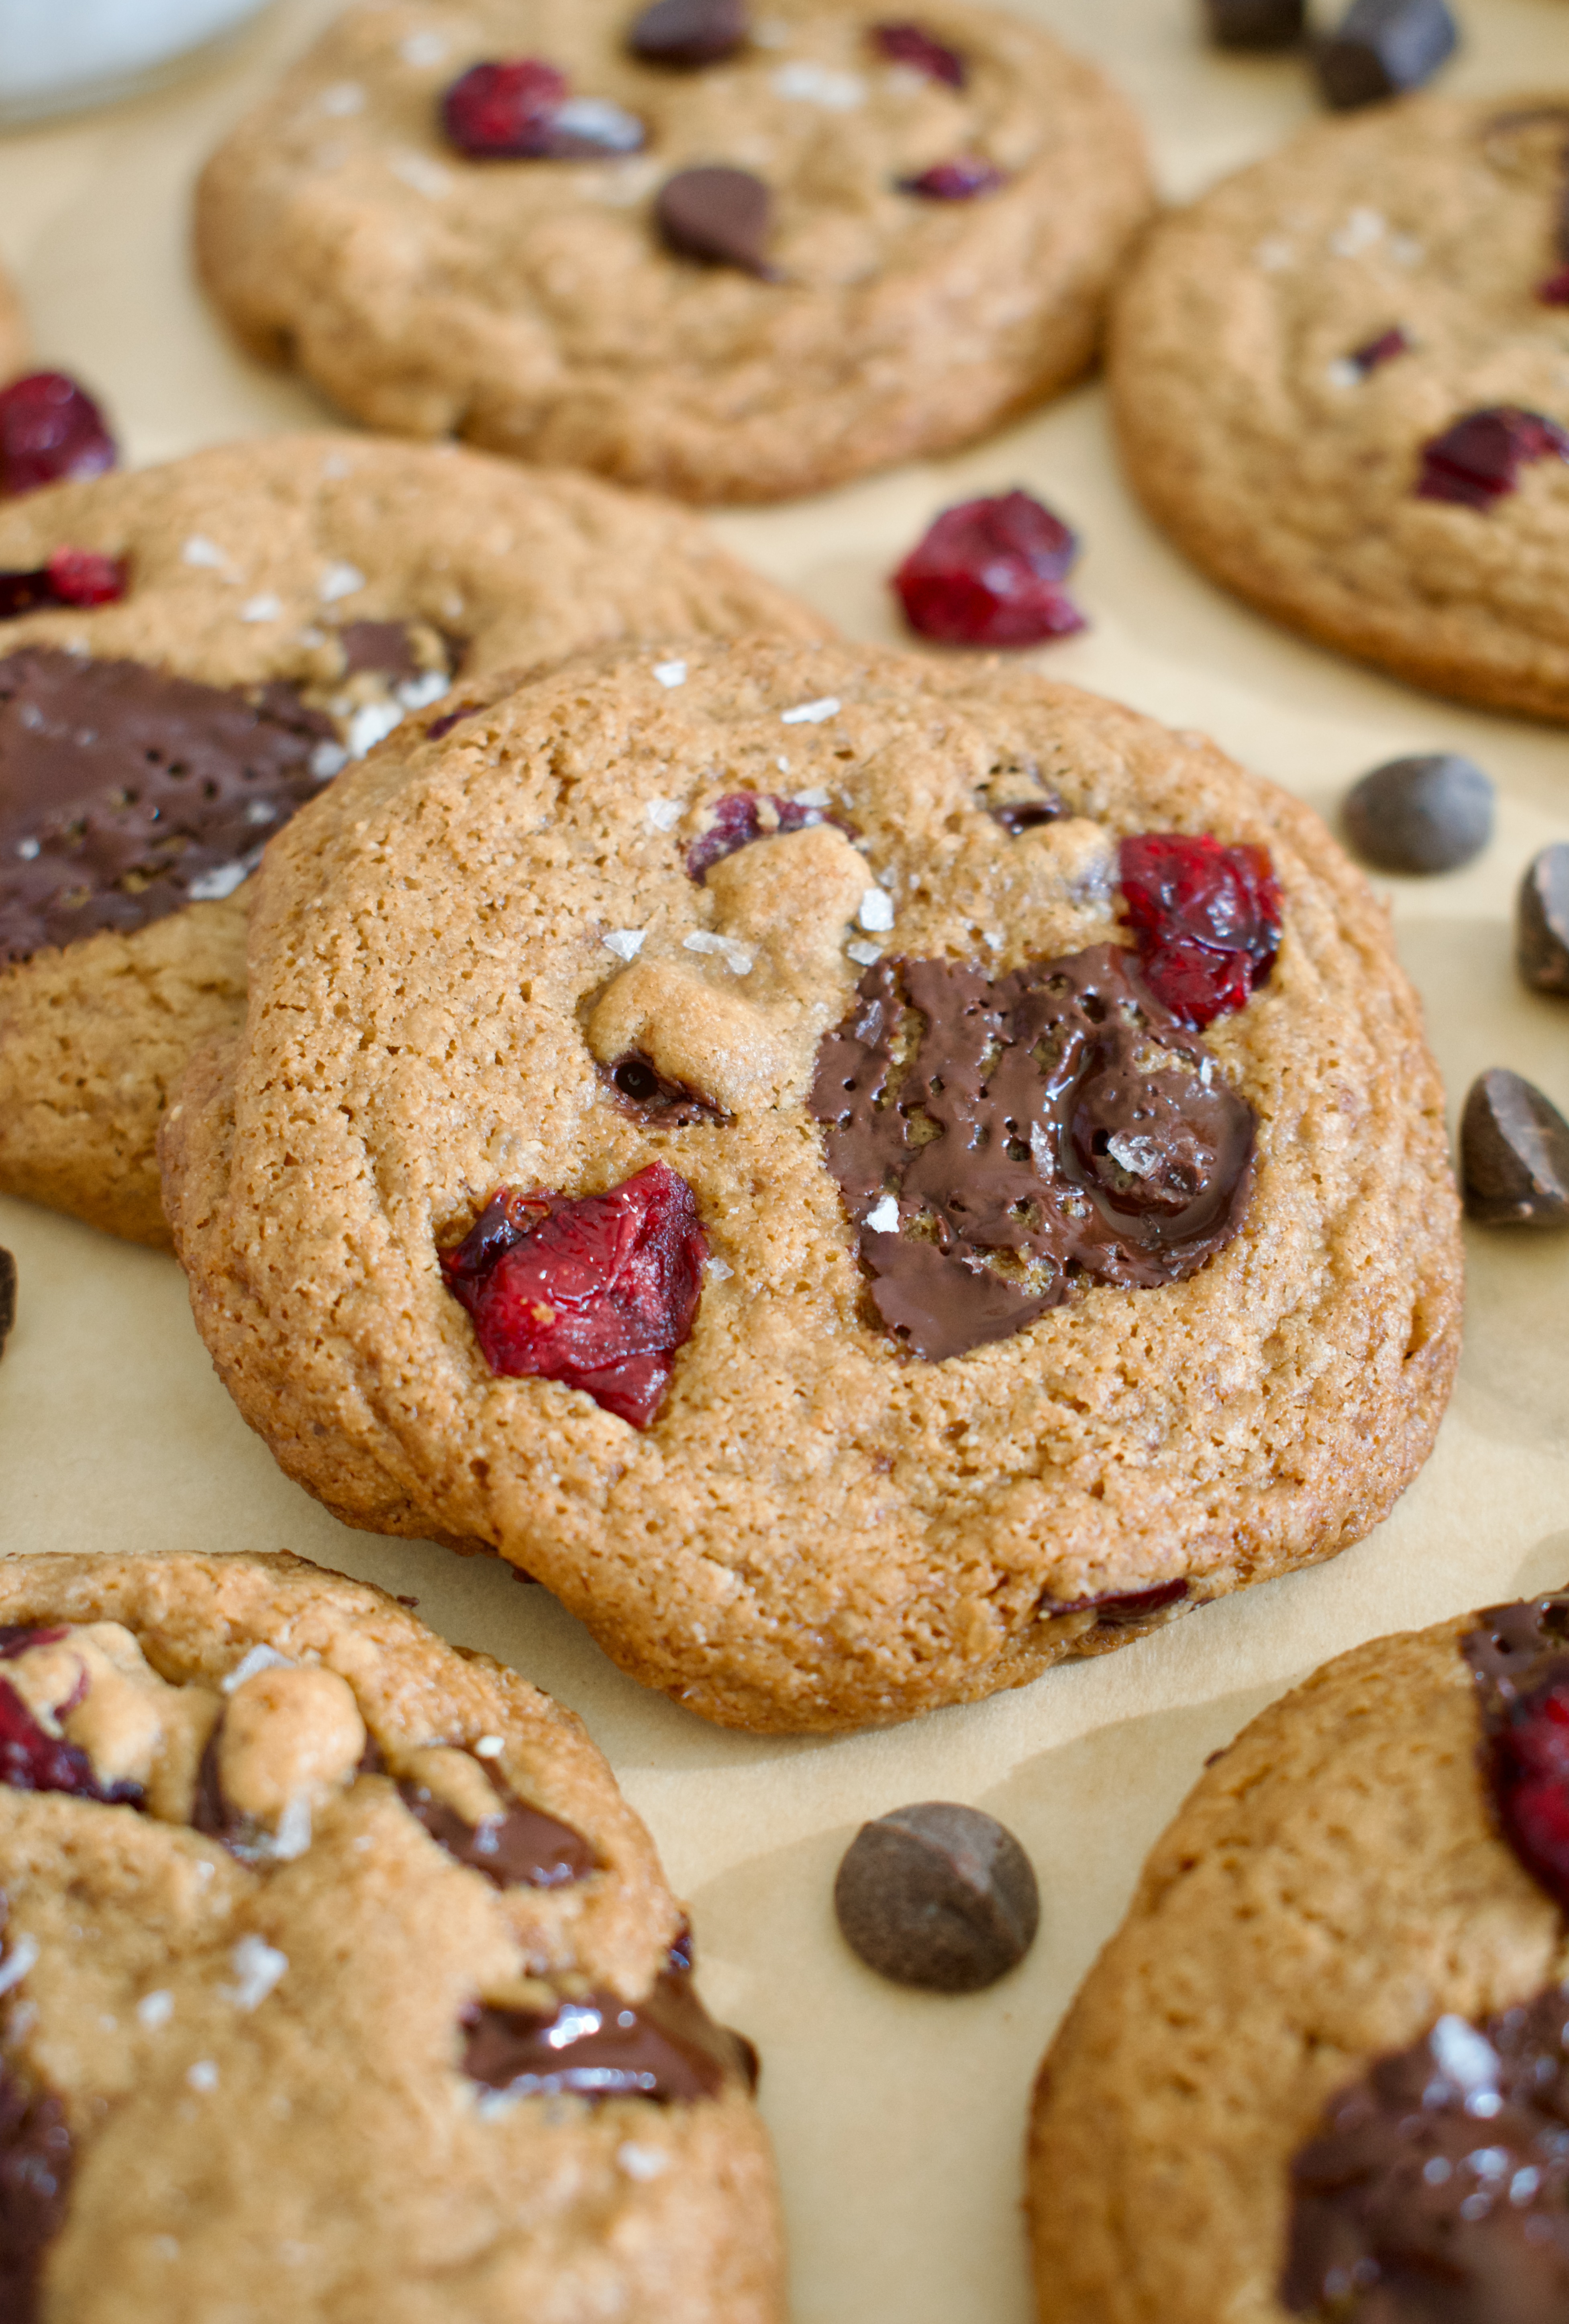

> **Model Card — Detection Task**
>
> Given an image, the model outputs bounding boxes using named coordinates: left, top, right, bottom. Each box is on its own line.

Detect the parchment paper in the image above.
left=3, top=4, right=1569, bottom=2317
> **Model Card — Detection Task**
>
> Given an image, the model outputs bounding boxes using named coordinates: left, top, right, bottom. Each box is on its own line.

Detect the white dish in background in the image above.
left=0, top=0, right=273, bottom=124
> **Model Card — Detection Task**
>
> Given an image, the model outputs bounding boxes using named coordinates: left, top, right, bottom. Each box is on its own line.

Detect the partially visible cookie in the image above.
left=0, top=432, right=827, bottom=1245
left=161, top=636, right=1460, bottom=1733
left=1111, top=96, right=1569, bottom=720
left=194, top=0, right=1153, bottom=503
left=0, top=1549, right=779, bottom=2322
left=1028, top=1592, right=1569, bottom=2322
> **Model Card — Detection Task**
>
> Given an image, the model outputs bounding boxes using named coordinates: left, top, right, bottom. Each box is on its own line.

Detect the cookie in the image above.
left=193, top=0, right=1153, bottom=504
left=1026, top=1590, right=1569, bottom=2323
left=159, top=636, right=1461, bottom=1734
left=1110, top=96, right=1569, bottom=720
left=0, top=1549, right=779, bottom=2322
left=0, top=431, right=827, bottom=1246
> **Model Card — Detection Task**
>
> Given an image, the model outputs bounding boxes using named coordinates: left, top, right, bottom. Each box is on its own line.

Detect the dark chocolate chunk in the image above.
left=1518, top=845, right=1569, bottom=995
left=398, top=1769, right=596, bottom=1889
left=989, top=799, right=1064, bottom=836
left=0, top=2060, right=73, bottom=2324
left=461, top=1964, right=755, bottom=2102
left=1046, top=1579, right=1190, bottom=1625
left=1460, top=1069, right=1569, bottom=1226
left=1283, top=1984, right=1569, bottom=2318
left=629, top=0, right=748, bottom=67
left=0, top=647, right=336, bottom=967
left=0, top=1251, right=12, bottom=1359
left=834, top=1802, right=1039, bottom=1993
left=655, top=166, right=775, bottom=275
left=603, top=1052, right=729, bottom=1126
left=337, top=620, right=420, bottom=681
left=1316, top=0, right=1457, bottom=110
left=1342, top=753, right=1493, bottom=875
left=808, top=945, right=1256, bottom=1361
left=1203, top=0, right=1305, bottom=51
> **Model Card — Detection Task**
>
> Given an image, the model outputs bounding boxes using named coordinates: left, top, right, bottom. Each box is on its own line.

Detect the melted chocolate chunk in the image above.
left=0, top=2063, right=72, bottom=2324
left=602, top=1052, right=728, bottom=1125
left=807, top=945, right=1256, bottom=1361
left=1047, top=1579, right=1190, bottom=1625
left=337, top=620, right=420, bottom=681
left=1283, top=1987, right=1569, bottom=2320
left=1463, top=1592, right=1569, bottom=1909
left=398, top=1772, right=596, bottom=1890
left=0, top=647, right=335, bottom=965
left=461, top=1965, right=755, bottom=2103
left=989, top=799, right=1064, bottom=836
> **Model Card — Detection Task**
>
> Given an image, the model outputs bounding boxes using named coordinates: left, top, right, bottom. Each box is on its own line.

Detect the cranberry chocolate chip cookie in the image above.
left=1027, top=1591, right=1569, bottom=2324
left=193, top=0, right=1153, bottom=504
left=0, top=1550, right=777, bottom=2322
left=1110, top=96, right=1569, bottom=720
left=0, top=432, right=825, bottom=1247
left=160, top=638, right=1460, bottom=1733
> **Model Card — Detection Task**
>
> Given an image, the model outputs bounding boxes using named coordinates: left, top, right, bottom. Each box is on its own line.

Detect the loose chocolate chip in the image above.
left=0, top=1250, right=12, bottom=1359
left=1342, top=753, right=1493, bottom=875
left=1316, top=0, right=1457, bottom=110
left=0, top=2061, right=73, bottom=2324
left=629, top=0, right=748, bottom=67
left=1461, top=1068, right=1569, bottom=1226
left=1518, top=845, right=1569, bottom=995
left=655, top=166, right=775, bottom=275
left=834, top=1802, right=1039, bottom=1992
left=1203, top=0, right=1305, bottom=50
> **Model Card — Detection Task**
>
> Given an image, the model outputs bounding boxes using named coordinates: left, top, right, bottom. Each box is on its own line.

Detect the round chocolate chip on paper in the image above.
left=1342, top=752, right=1493, bottom=875
left=1203, top=0, right=1305, bottom=49
left=630, top=0, right=749, bottom=67
left=834, top=1802, right=1040, bottom=1992
left=656, top=165, right=775, bottom=275
left=1316, top=0, right=1458, bottom=111
left=0, top=1247, right=13, bottom=1357
left=1518, top=843, right=1569, bottom=996
left=1460, top=1068, right=1569, bottom=1226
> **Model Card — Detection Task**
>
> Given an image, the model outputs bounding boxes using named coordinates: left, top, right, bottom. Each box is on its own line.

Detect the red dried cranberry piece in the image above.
left=0, top=547, right=125, bottom=622
left=872, top=20, right=967, bottom=85
left=1539, top=265, right=1569, bottom=307
left=1117, top=833, right=1282, bottom=1030
left=894, top=491, right=1085, bottom=649
left=0, top=2064, right=72, bottom=2324
left=439, top=1162, right=706, bottom=1428
left=0, top=1668, right=140, bottom=1806
left=685, top=791, right=832, bottom=879
left=441, top=59, right=644, bottom=160
left=1415, top=405, right=1569, bottom=510
left=1494, top=1680, right=1569, bottom=1906
left=899, top=157, right=1006, bottom=201
left=1345, top=324, right=1410, bottom=375
left=0, top=373, right=117, bottom=499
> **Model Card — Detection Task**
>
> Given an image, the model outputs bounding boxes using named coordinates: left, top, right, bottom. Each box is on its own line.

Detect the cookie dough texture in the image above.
left=0, top=1549, right=781, bottom=2324
left=161, top=638, right=1461, bottom=1734
left=1111, top=96, right=1569, bottom=719
left=1027, top=1614, right=1561, bottom=2323
left=0, top=432, right=826, bottom=1246
left=194, top=0, right=1153, bottom=504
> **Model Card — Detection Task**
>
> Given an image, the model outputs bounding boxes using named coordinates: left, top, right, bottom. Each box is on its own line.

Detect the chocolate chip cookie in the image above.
left=0, top=431, right=826, bottom=1246
left=1110, top=95, right=1569, bottom=720
left=0, top=1549, right=778, bottom=2323
left=160, top=637, right=1461, bottom=1734
left=1028, top=1591, right=1569, bottom=2324
left=194, top=0, right=1153, bottom=504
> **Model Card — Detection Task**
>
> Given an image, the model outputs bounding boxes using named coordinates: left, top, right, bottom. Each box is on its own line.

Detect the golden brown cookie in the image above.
left=0, top=1549, right=779, bottom=2323
left=194, top=0, right=1153, bottom=504
left=0, top=432, right=827, bottom=1246
left=160, top=636, right=1461, bottom=1734
left=1027, top=1590, right=1569, bottom=2322
left=1110, top=95, right=1569, bottom=720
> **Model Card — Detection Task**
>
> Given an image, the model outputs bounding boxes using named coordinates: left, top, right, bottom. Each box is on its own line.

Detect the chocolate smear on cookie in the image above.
left=808, top=943, right=1256, bottom=1361
left=0, top=647, right=336, bottom=965
left=0, top=2058, right=73, bottom=2324
left=1283, top=1987, right=1569, bottom=2320
left=399, top=1769, right=596, bottom=1889
left=462, top=1963, right=755, bottom=2104
left=630, top=0, right=749, bottom=68
left=656, top=167, right=777, bottom=276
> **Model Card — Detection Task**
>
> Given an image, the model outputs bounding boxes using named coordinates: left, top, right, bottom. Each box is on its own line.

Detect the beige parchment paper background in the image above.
left=3, top=2, right=1569, bottom=2316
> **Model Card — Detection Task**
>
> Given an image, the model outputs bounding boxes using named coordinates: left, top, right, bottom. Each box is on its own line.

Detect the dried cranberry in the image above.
left=899, top=157, right=1006, bottom=201
left=894, top=491, right=1085, bottom=649
left=439, top=1162, right=706, bottom=1428
left=0, top=2064, right=72, bottom=2324
left=1492, top=1677, right=1569, bottom=1906
left=0, top=1668, right=141, bottom=1806
left=0, top=374, right=117, bottom=499
left=1415, top=405, right=1569, bottom=510
left=1345, top=324, right=1410, bottom=375
left=686, top=792, right=831, bottom=879
left=1117, top=833, right=1282, bottom=1030
left=872, top=21, right=967, bottom=85
left=1540, top=265, right=1569, bottom=307
left=441, top=59, right=644, bottom=160
left=0, top=547, right=125, bottom=622
left=425, top=701, right=479, bottom=741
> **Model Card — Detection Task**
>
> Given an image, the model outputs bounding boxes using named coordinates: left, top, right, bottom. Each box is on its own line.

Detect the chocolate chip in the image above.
left=461, top=1963, right=755, bottom=2102
left=604, top=1051, right=728, bottom=1125
left=398, top=1773, right=597, bottom=1889
left=1316, top=0, right=1457, bottom=110
left=0, top=2059, right=73, bottom=2324
left=1342, top=753, right=1492, bottom=875
left=656, top=166, right=775, bottom=275
left=834, top=1802, right=1039, bottom=1993
left=337, top=620, right=420, bottom=681
left=1461, top=1068, right=1569, bottom=1226
left=1518, top=845, right=1569, bottom=995
left=629, top=0, right=748, bottom=67
left=0, top=1251, right=12, bottom=1359
left=989, top=800, right=1064, bottom=836
left=1203, top=0, right=1305, bottom=49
